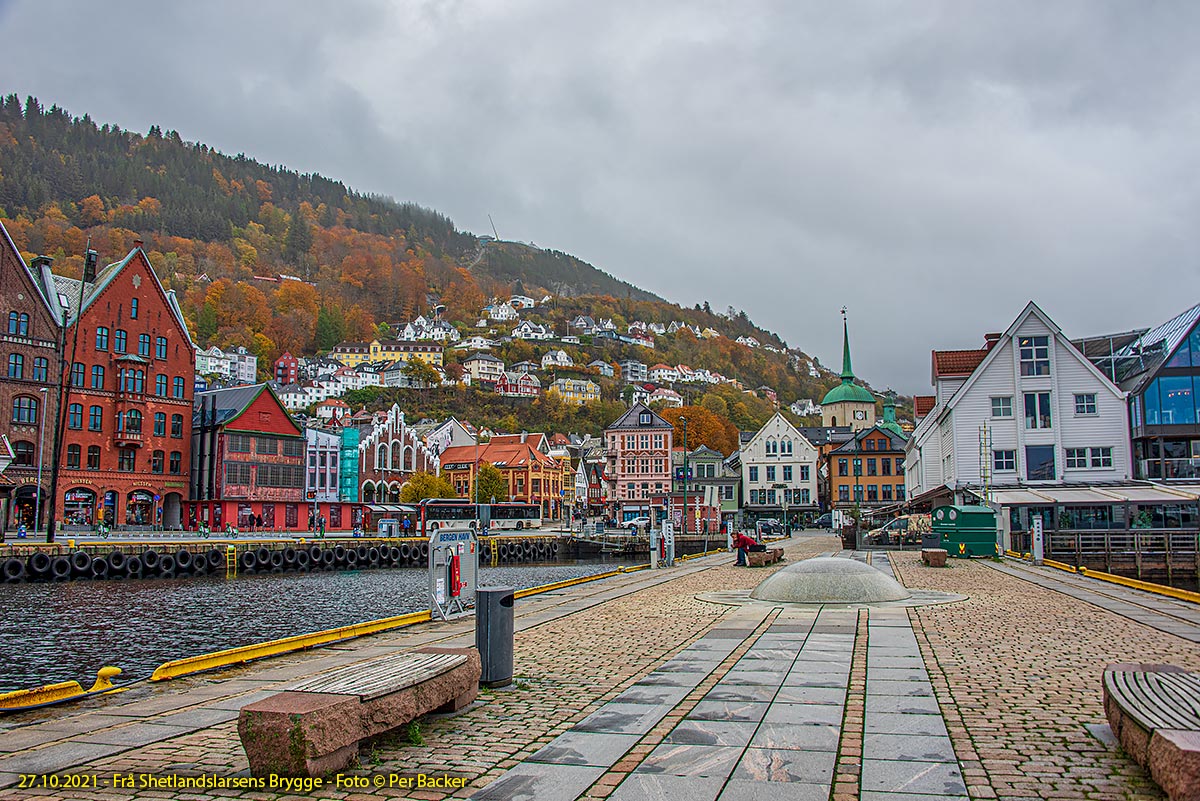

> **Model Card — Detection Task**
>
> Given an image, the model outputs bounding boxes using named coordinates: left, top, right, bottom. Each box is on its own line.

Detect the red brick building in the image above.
left=46, top=246, right=196, bottom=530
left=0, top=223, right=61, bottom=532
left=188, top=383, right=307, bottom=531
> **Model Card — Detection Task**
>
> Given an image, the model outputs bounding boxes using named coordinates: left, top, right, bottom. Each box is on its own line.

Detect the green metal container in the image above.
left=931, top=505, right=997, bottom=558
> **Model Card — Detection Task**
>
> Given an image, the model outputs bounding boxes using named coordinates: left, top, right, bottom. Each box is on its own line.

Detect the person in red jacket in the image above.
left=733, top=530, right=758, bottom=566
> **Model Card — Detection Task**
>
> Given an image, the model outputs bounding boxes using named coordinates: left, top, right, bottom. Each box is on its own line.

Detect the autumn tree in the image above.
left=400, top=471, right=457, bottom=502
left=660, top=405, right=739, bottom=456
left=475, top=463, right=509, bottom=504
left=403, top=359, right=441, bottom=387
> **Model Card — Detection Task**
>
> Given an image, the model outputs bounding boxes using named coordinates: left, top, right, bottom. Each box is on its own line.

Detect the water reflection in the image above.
left=0, top=560, right=631, bottom=692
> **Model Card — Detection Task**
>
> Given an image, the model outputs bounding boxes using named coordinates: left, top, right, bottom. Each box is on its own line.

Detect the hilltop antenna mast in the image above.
left=488, top=215, right=499, bottom=241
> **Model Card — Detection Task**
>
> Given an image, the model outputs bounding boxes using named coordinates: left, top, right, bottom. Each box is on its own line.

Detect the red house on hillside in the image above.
left=188, top=383, right=306, bottom=531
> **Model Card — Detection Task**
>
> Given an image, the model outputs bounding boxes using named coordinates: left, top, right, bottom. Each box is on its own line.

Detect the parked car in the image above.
left=757, top=518, right=783, bottom=535
left=813, top=513, right=833, bottom=530
left=622, top=516, right=651, bottom=531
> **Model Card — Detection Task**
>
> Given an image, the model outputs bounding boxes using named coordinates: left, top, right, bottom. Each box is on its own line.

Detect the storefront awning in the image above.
left=985, top=483, right=1199, bottom=506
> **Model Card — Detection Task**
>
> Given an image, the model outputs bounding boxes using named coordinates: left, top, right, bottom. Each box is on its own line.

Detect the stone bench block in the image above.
left=748, top=549, right=783, bottom=567
left=920, top=549, right=948, bottom=567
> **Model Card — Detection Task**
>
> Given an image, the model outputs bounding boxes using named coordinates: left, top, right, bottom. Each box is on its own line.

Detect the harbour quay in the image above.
left=1, top=534, right=1198, bottom=801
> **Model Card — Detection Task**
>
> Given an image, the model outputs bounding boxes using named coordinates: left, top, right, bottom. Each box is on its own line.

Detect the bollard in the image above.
left=476, top=585, right=514, bottom=688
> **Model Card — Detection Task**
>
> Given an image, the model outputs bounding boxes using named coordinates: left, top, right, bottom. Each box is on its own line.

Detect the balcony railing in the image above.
left=114, top=430, right=144, bottom=447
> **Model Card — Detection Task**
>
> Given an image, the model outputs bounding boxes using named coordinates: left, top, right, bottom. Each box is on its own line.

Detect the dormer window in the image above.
left=639, top=412, right=652, bottom=425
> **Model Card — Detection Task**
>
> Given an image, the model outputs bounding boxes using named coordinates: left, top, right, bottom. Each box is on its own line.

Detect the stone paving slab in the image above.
left=609, top=773, right=725, bottom=801
left=470, top=762, right=607, bottom=801
left=73, top=722, right=198, bottom=747
left=527, top=731, right=641, bottom=767
left=860, top=758, right=968, bottom=796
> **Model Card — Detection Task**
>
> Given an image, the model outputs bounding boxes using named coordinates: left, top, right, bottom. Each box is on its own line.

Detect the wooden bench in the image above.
left=921, top=548, right=948, bottom=567
left=1103, top=663, right=1200, bottom=801
left=747, top=548, right=783, bottom=567
left=238, top=646, right=480, bottom=777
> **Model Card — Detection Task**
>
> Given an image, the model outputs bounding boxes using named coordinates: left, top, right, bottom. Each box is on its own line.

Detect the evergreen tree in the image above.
left=315, top=305, right=347, bottom=350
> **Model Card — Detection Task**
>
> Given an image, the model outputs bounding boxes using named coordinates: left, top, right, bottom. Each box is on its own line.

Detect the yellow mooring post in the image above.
left=226, top=544, right=237, bottom=578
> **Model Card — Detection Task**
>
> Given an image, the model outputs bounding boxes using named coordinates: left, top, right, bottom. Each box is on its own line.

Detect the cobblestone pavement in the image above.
left=0, top=536, right=837, bottom=800
left=894, top=553, right=1200, bottom=801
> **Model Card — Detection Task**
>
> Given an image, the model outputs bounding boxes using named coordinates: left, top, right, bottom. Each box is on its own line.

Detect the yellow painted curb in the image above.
left=0, top=666, right=124, bottom=711
left=1077, top=566, right=1200, bottom=605
left=150, top=610, right=431, bottom=681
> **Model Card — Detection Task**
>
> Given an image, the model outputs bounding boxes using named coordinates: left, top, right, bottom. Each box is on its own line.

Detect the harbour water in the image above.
left=0, top=559, right=634, bottom=693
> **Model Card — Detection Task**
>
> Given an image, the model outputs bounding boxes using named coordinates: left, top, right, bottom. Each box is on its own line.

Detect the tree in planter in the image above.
left=400, top=471, right=457, bottom=503
left=475, top=463, right=509, bottom=503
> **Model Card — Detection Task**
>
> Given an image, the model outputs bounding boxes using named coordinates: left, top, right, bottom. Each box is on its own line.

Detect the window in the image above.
left=838, top=458, right=848, bottom=477
left=867, top=458, right=877, bottom=476
left=155, top=374, right=167, bottom=396
left=882, top=485, right=893, bottom=501
left=1158, top=376, right=1195, bottom=425
left=125, top=409, right=142, bottom=433
left=12, top=395, right=37, bottom=424
left=13, top=441, right=34, bottom=466
left=896, top=458, right=905, bottom=474
left=838, top=486, right=849, bottom=502
left=67, top=403, right=83, bottom=429
left=225, top=462, right=251, bottom=485
left=639, top=412, right=651, bottom=425
left=130, top=298, right=139, bottom=319
left=1090, top=447, right=1113, bottom=468
left=32, top=357, right=48, bottom=381
left=993, top=450, right=1016, bottom=471
left=854, top=485, right=863, bottom=502
left=8, top=311, right=29, bottom=335
left=95, top=327, right=109, bottom=350
left=782, top=439, right=793, bottom=455
left=171, top=414, right=184, bottom=438
left=138, top=334, right=151, bottom=357
left=1019, top=335, right=1050, bottom=376
left=1073, top=393, right=1097, bottom=416
left=7, top=354, right=22, bottom=379
left=853, top=458, right=862, bottom=476
left=89, top=405, right=103, bottom=431
left=783, top=466, right=792, bottom=482
left=66, top=444, right=81, bottom=469
left=173, top=377, right=185, bottom=398
left=91, top=365, right=104, bottom=389
left=800, top=465, right=810, bottom=482
left=867, top=485, right=878, bottom=501
left=155, top=336, right=167, bottom=359
left=882, top=458, right=892, bottom=476
left=229, top=434, right=251, bottom=452
left=864, top=439, right=876, bottom=451
left=765, top=439, right=777, bottom=456
left=749, top=466, right=758, bottom=482
left=991, top=396, right=1013, bottom=417
left=169, top=451, right=181, bottom=475
left=86, top=446, right=100, bottom=470
left=256, top=437, right=278, bottom=455
left=766, top=466, right=776, bottom=482
left=897, top=485, right=906, bottom=501
left=1024, top=392, right=1052, bottom=429
left=154, top=412, right=166, bottom=436
left=151, top=450, right=165, bottom=473
left=1066, top=448, right=1088, bottom=469
left=1026, top=445, right=1055, bottom=480
left=114, top=329, right=127, bottom=353
left=117, top=448, right=136, bottom=471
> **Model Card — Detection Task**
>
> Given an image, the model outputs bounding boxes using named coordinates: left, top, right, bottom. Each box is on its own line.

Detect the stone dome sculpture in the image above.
left=750, top=557, right=911, bottom=604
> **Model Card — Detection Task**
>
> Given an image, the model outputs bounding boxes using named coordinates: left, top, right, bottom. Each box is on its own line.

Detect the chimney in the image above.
left=983, top=332, right=1002, bottom=351
left=83, top=249, right=98, bottom=284
left=133, top=238, right=144, bottom=249
left=30, top=255, right=53, bottom=270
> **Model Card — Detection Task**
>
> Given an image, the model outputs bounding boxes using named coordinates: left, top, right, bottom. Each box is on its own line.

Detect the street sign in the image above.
left=1032, top=517, right=1044, bottom=565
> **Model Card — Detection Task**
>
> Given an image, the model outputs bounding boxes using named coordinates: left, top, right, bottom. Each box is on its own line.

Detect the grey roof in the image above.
left=465, top=352, right=503, bottom=363
left=1104, top=302, right=1200, bottom=392
left=193, top=384, right=268, bottom=425
left=797, top=426, right=854, bottom=447
left=607, top=403, right=671, bottom=431
left=829, top=425, right=908, bottom=454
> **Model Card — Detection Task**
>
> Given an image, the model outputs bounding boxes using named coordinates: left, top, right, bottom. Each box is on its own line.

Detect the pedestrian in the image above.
left=733, top=529, right=757, bottom=566
left=255, top=513, right=264, bottom=531
left=17, top=521, right=28, bottom=539
left=402, top=517, right=412, bottom=534
left=318, top=515, right=326, bottom=538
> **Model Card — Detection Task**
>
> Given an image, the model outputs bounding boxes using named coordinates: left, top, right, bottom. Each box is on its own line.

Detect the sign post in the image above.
left=428, top=524, right=479, bottom=621
left=1031, top=516, right=1044, bottom=566
left=661, top=520, right=675, bottom=567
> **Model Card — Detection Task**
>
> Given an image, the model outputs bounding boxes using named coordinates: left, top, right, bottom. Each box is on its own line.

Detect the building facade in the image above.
left=0, top=226, right=61, bottom=531
left=306, top=427, right=342, bottom=504
left=439, top=434, right=567, bottom=518
left=549, top=377, right=601, bottom=405
left=357, top=405, right=441, bottom=503
left=740, top=411, right=819, bottom=524
left=605, top=403, right=673, bottom=521
left=189, top=384, right=306, bottom=531
left=821, top=316, right=877, bottom=431
left=463, top=353, right=505, bottom=385
left=829, top=408, right=908, bottom=513
left=274, top=352, right=299, bottom=384
left=49, top=247, right=196, bottom=530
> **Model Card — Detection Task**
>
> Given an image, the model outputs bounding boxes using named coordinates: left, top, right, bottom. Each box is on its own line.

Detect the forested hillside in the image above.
left=0, top=93, right=861, bottom=425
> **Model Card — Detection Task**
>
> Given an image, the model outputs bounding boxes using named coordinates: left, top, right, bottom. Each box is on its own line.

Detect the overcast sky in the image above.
left=2, top=1, right=1198, bottom=393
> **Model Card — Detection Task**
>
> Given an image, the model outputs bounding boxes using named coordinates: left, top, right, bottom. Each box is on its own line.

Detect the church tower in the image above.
left=821, top=310, right=877, bottom=431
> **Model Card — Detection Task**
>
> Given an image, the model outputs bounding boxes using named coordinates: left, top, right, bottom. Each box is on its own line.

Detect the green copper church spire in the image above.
left=840, top=306, right=854, bottom=382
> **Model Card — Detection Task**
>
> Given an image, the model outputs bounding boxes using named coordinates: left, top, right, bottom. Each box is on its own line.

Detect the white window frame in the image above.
left=1074, top=394, right=1097, bottom=416
left=993, top=450, right=1016, bottom=472
left=991, top=396, right=1013, bottom=418
left=1089, top=447, right=1113, bottom=468
left=1065, top=448, right=1089, bottom=469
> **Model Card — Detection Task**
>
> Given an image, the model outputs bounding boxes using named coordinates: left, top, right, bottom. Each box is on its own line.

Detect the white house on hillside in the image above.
left=541, top=349, right=574, bottom=369
left=513, top=321, right=552, bottom=341
left=906, top=302, right=1131, bottom=503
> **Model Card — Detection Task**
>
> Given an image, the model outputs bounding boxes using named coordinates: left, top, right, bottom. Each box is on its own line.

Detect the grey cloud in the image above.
left=1, top=0, right=1198, bottom=393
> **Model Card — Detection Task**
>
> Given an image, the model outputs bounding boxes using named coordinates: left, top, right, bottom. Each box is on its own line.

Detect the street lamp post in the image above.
left=34, top=387, right=48, bottom=534
left=680, top=416, right=688, bottom=541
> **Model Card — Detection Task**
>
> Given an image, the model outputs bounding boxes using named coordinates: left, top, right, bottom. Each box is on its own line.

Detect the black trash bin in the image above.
left=476, top=585, right=514, bottom=688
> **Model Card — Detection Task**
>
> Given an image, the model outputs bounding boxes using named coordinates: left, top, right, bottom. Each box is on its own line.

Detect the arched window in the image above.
left=91, top=365, right=104, bottom=389
left=13, top=440, right=35, bottom=466
left=7, top=311, right=17, bottom=335
left=151, top=450, right=165, bottom=473
left=126, top=410, right=143, bottom=433
left=156, top=374, right=168, bottom=396
left=66, top=444, right=81, bottom=469
left=11, top=395, right=38, bottom=424
left=173, top=377, right=185, bottom=398
left=32, top=357, right=48, bottom=382
left=377, top=444, right=389, bottom=470
left=7, top=354, right=22, bottom=379
left=67, top=403, right=83, bottom=429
